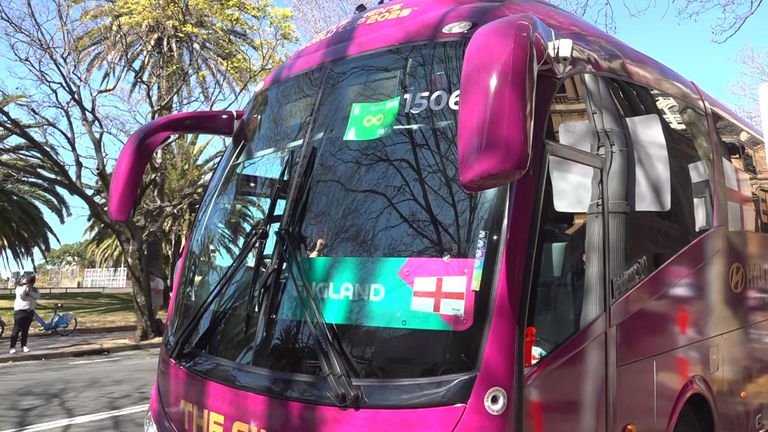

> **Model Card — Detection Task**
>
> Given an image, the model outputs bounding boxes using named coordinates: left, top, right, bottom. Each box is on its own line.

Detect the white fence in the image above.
left=83, top=267, right=128, bottom=288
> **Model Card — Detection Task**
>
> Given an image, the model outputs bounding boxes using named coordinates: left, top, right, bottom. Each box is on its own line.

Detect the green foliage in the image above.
left=0, top=171, right=68, bottom=266
left=84, top=216, right=123, bottom=268
left=74, top=0, right=297, bottom=114
left=45, top=241, right=97, bottom=268
left=1, top=0, right=295, bottom=339
left=84, top=135, right=220, bottom=269
left=0, top=109, right=70, bottom=266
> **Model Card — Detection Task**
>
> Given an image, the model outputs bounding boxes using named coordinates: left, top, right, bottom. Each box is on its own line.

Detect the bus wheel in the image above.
left=674, top=396, right=714, bottom=432
left=673, top=406, right=701, bottom=432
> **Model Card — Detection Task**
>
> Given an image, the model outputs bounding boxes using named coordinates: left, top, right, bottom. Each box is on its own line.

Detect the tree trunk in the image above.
left=131, top=50, right=176, bottom=339
left=144, top=71, right=173, bottom=305
left=121, top=235, right=162, bottom=341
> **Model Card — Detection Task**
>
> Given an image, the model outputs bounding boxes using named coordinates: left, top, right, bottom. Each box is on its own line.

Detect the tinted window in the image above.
left=174, top=42, right=507, bottom=384
left=528, top=159, right=604, bottom=361
left=527, top=75, right=716, bottom=364
left=713, top=114, right=768, bottom=232
left=607, top=80, right=713, bottom=298
left=527, top=76, right=605, bottom=364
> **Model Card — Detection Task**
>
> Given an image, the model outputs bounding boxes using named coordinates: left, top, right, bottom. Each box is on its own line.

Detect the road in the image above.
left=0, top=348, right=159, bottom=431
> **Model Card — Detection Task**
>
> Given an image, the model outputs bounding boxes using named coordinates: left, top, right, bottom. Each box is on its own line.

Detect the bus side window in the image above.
left=713, top=114, right=768, bottom=233
left=603, top=80, right=714, bottom=301
left=759, top=190, right=768, bottom=229
left=526, top=76, right=605, bottom=364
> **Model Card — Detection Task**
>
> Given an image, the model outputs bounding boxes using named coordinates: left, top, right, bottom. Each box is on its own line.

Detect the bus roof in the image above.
left=262, top=0, right=760, bottom=137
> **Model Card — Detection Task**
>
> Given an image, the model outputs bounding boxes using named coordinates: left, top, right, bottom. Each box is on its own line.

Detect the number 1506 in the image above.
left=403, top=90, right=460, bottom=114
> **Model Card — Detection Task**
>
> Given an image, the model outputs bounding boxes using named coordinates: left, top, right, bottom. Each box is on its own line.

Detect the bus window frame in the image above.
left=523, top=139, right=609, bottom=367
left=523, top=70, right=612, bottom=365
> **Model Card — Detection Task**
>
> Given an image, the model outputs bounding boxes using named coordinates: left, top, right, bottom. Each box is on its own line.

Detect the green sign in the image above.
left=277, top=257, right=477, bottom=331
left=343, top=96, right=401, bottom=141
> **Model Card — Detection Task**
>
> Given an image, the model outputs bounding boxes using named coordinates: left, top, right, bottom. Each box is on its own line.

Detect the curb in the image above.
left=63, top=325, right=136, bottom=335
left=0, top=325, right=137, bottom=340
left=0, top=341, right=162, bottom=364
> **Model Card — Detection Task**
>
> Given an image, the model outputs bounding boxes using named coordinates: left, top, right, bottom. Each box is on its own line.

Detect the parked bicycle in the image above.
left=33, top=303, right=77, bottom=336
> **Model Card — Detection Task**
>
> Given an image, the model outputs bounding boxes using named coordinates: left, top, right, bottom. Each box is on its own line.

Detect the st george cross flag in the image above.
left=410, top=276, right=467, bottom=316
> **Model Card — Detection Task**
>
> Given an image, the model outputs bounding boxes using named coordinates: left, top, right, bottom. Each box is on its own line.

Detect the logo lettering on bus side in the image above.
left=180, top=400, right=267, bottom=432
left=611, top=256, right=648, bottom=299
left=730, top=263, right=745, bottom=294
left=303, top=3, right=417, bottom=47
left=729, top=262, right=768, bottom=294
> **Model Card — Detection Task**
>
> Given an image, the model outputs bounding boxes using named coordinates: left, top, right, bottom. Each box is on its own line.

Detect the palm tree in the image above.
left=1, top=94, right=70, bottom=266
left=161, top=135, right=222, bottom=281
left=0, top=160, right=70, bottom=267
left=71, top=0, right=294, bottom=329
left=74, top=0, right=295, bottom=116
left=84, top=209, right=123, bottom=268
left=85, top=135, right=220, bottom=283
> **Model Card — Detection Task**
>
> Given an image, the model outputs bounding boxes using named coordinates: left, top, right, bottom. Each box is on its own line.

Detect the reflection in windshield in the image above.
left=170, top=41, right=506, bottom=387
left=169, top=70, right=321, bottom=342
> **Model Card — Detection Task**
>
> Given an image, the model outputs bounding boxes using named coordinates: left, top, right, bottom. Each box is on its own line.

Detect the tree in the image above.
left=45, top=241, right=97, bottom=268
left=84, top=134, right=221, bottom=290
left=289, top=0, right=369, bottom=41
left=76, top=0, right=294, bottom=117
left=0, top=156, right=70, bottom=268
left=549, top=0, right=763, bottom=42
left=0, top=0, right=294, bottom=340
left=289, top=0, right=763, bottom=44
left=729, top=44, right=767, bottom=128
left=0, top=105, right=70, bottom=267
left=75, top=0, right=295, bottom=299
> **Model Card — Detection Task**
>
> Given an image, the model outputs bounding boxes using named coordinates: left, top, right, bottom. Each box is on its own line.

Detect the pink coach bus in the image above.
left=108, top=0, right=768, bottom=430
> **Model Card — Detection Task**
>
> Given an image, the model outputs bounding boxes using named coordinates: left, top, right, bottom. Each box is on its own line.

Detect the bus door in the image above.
left=522, top=74, right=611, bottom=432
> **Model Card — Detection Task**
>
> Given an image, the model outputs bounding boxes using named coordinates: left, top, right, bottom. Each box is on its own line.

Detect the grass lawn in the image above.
left=0, top=292, right=166, bottom=330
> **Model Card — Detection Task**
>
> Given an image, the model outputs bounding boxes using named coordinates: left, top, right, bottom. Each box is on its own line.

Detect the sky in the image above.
left=5, top=2, right=768, bottom=274
left=609, top=3, right=768, bottom=111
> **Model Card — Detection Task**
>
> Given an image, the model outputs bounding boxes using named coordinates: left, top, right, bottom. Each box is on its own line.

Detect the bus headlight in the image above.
left=144, top=409, right=159, bottom=432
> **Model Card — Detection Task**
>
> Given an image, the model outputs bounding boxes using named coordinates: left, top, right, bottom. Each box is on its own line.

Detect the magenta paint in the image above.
left=108, top=110, right=242, bottom=222
left=107, top=0, right=768, bottom=430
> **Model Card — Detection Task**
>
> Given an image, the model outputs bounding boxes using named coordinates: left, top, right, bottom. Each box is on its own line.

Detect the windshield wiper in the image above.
left=169, top=227, right=264, bottom=358
left=271, top=142, right=364, bottom=407
left=276, top=228, right=364, bottom=409
left=242, top=156, right=293, bottom=333
left=170, top=161, right=290, bottom=359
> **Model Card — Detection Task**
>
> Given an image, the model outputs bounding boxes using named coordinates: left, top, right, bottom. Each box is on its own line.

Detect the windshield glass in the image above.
left=169, top=41, right=506, bottom=385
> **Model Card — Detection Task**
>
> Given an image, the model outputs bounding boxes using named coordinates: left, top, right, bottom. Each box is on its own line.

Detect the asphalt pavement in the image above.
left=0, top=348, right=160, bottom=431
left=0, top=330, right=161, bottom=364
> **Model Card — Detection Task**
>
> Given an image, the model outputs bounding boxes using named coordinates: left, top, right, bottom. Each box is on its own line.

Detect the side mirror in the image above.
left=108, top=111, right=243, bottom=222
left=457, top=14, right=551, bottom=191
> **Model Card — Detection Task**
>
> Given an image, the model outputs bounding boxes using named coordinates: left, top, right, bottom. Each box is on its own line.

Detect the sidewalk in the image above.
left=0, top=329, right=162, bottom=363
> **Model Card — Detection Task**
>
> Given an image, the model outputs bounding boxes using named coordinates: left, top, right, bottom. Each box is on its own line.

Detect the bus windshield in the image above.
left=168, top=40, right=506, bottom=390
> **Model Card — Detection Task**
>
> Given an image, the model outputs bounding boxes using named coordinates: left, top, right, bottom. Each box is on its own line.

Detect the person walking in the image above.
left=149, top=271, right=165, bottom=316
left=10, top=274, right=40, bottom=355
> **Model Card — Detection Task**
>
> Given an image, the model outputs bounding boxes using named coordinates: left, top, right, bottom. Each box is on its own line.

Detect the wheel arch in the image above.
left=666, top=375, right=717, bottom=432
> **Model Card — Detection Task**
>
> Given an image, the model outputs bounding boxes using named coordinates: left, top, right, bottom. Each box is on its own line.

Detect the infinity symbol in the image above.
left=363, top=114, right=385, bottom=126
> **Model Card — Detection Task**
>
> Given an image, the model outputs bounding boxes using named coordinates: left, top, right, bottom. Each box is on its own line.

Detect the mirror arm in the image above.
left=108, top=110, right=243, bottom=222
